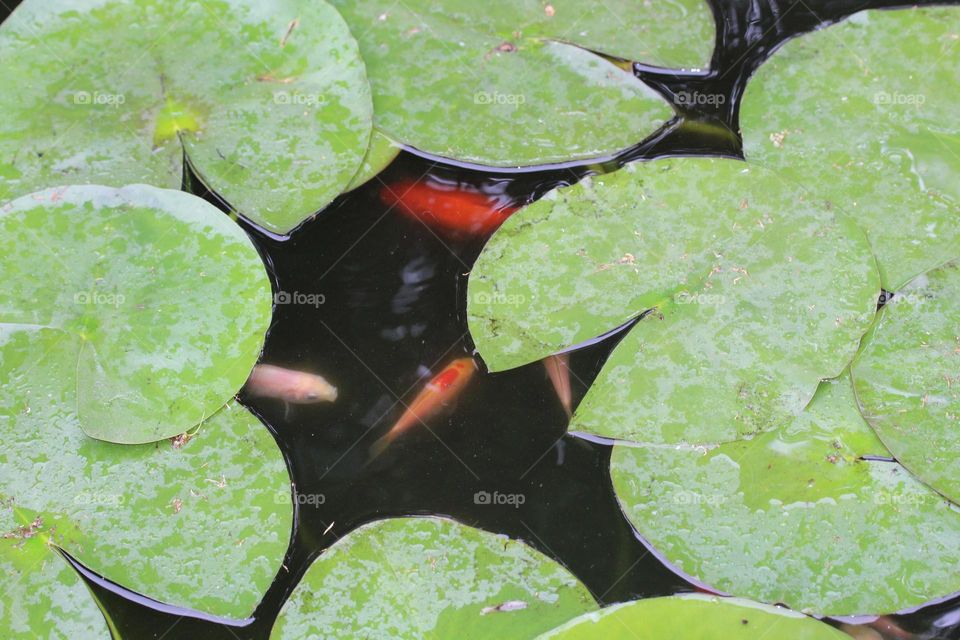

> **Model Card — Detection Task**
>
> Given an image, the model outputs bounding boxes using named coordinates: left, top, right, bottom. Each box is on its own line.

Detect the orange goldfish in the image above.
left=380, top=179, right=518, bottom=237
left=543, top=353, right=572, bottom=417
left=244, top=364, right=338, bottom=403
left=369, top=357, right=478, bottom=458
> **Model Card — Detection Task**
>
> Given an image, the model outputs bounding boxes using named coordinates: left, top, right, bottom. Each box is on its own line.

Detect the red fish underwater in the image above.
left=369, top=357, right=478, bottom=458
left=380, top=179, right=518, bottom=238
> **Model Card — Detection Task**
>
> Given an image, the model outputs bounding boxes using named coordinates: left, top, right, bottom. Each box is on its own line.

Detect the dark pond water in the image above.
left=4, top=0, right=960, bottom=637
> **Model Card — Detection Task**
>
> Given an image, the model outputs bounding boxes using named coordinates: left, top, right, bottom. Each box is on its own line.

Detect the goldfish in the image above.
left=369, top=357, right=478, bottom=459
left=379, top=179, right=518, bottom=237
left=244, top=364, right=338, bottom=404
left=543, top=353, right=572, bottom=417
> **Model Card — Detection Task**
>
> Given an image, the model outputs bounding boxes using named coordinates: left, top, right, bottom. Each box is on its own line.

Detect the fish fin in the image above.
left=283, top=401, right=291, bottom=422
left=368, top=433, right=393, bottom=461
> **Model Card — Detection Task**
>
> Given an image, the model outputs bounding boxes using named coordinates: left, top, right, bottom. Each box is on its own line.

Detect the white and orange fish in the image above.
left=369, top=357, right=477, bottom=458
left=543, top=353, right=572, bottom=418
left=244, top=364, right=338, bottom=404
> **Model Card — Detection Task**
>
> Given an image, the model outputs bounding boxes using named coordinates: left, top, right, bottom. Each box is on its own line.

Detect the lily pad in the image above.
left=468, top=159, right=879, bottom=444
left=852, top=261, right=960, bottom=505
left=0, top=184, right=271, bottom=444
left=271, top=517, right=598, bottom=639
left=0, top=0, right=373, bottom=234
left=1, top=513, right=111, bottom=639
left=0, top=324, right=294, bottom=619
left=330, top=0, right=703, bottom=166
left=537, top=595, right=849, bottom=639
left=740, top=6, right=960, bottom=289
left=611, top=374, right=960, bottom=615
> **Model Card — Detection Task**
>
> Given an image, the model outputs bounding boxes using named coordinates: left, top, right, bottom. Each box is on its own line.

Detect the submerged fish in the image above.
left=369, top=357, right=477, bottom=458
left=380, top=179, right=518, bottom=237
left=543, top=353, right=572, bottom=417
left=244, top=364, right=338, bottom=403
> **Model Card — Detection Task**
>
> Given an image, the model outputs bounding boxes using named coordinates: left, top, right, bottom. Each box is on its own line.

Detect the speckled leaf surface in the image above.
left=611, top=374, right=960, bottom=615
left=740, top=6, right=960, bottom=290
left=468, top=159, right=879, bottom=444
left=346, top=128, right=400, bottom=191
left=271, top=517, right=597, bottom=639
left=330, top=0, right=695, bottom=166
left=537, top=595, right=849, bottom=639
left=0, top=0, right=373, bottom=234
left=1, top=511, right=110, bottom=640
left=0, top=185, right=271, bottom=444
left=0, top=325, right=293, bottom=619
left=852, top=262, right=960, bottom=505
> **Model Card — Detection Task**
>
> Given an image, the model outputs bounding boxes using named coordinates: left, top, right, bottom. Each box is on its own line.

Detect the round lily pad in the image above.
left=537, top=595, right=849, bottom=639
left=271, top=517, right=598, bottom=639
left=0, top=324, right=293, bottom=619
left=611, top=374, right=960, bottom=615
left=0, top=0, right=373, bottom=234
left=740, top=6, right=960, bottom=289
left=468, top=159, right=880, bottom=444
left=330, top=0, right=701, bottom=166
left=852, top=261, right=960, bottom=505
left=0, top=184, right=271, bottom=444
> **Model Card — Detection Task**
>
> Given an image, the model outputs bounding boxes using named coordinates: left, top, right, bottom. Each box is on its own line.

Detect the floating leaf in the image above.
left=1, top=510, right=111, bottom=640
left=0, top=325, right=293, bottom=618
left=611, top=374, right=960, bottom=615
left=330, top=0, right=702, bottom=166
left=740, top=6, right=960, bottom=289
left=0, top=0, right=373, bottom=234
left=0, top=184, right=270, bottom=444
left=537, top=595, right=849, bottom=639
left=271, top=517, right=597, bottom=639
left=468, top=159, right=879, bottom=444
left=852, top=261, right=960, bottom=505
left=346, top=128, right=401, bottom=191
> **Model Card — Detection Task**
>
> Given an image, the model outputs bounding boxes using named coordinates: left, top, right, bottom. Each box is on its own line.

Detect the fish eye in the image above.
left=304, top=391, right=320, bottom=400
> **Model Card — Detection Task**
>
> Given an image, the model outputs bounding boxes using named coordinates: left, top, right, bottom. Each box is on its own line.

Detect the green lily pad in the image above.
left=852, top=261, right=960, bottom=505
left=468, top=159, right=879, bottom=444
left=330, top=0, right=702, bottom=166
left=0, top=0, right=373, bottom=234
left=346, top=128, right=401, bottom=191
left=271, top=517, right=598, bottom=639
left=1, top=511, right=111, bottom=639
left=0, top=324, right=293, bottom=619
left=0, top=184, right=271, bottom=444
left=537, top=595, right=849, bottom=639
left=611, top=374, right=960, bottom=615
left=740, top=6, right=960, bottom=290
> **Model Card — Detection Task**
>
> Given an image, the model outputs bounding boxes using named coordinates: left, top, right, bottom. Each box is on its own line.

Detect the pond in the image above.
left=1, top=0, right=959, bottom=639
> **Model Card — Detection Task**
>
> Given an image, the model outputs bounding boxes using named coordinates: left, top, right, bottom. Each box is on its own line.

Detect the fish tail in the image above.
left=368, top=432, right=394, bottom=461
